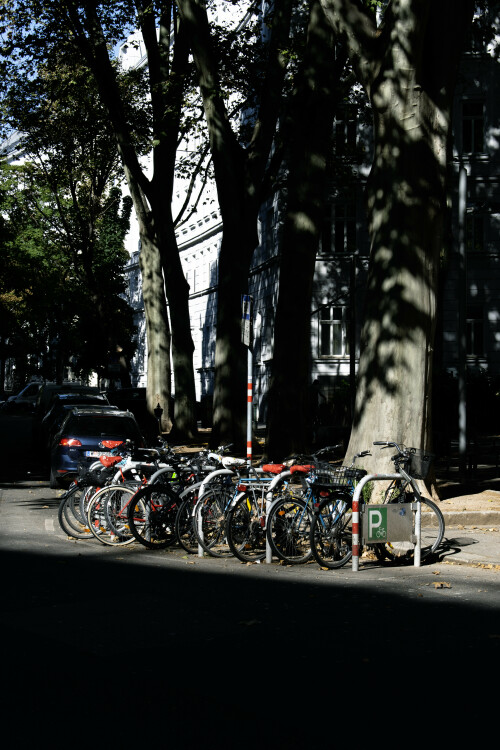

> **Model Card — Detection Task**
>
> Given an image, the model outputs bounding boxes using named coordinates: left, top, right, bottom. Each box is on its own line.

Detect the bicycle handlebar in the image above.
left=373, top=440, right=403, bottom=453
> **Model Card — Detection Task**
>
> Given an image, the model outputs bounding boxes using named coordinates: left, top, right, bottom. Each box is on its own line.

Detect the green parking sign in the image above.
left=366, top=506, right=388, bottom=542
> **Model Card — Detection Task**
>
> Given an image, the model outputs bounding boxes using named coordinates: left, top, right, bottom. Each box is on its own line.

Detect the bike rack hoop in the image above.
left=351, top=474, right=422, bottom=572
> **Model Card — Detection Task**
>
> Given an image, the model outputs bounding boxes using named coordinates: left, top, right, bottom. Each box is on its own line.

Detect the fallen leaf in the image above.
left=433, top=581, right=451, bottom=589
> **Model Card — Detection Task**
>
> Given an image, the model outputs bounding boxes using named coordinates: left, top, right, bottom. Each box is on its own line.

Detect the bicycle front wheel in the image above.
left=266, top=495, right=312, bottom=564
left=174, top=493, right=199, bottom=554
left=375, top=493, right=445, bottom=562
left=226, top=492, right=266, bottom=562
left=193, top=485, right=234, bottom=558
left=127, top=484, right=180, bottom=549
left=310, top=492, right=353, bottom=569
left=87, top=485, right=137, bottom=546
left=58, top=485, right=95, bottom=539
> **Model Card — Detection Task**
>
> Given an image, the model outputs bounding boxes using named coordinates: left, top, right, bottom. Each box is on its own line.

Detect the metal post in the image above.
left=414, top=500, right=421, bottom=567
left=242, top=294, right=254, bottom=467
left=247, top=348, right=253, bottom=465
left=458, top=165, right=468, bottom=481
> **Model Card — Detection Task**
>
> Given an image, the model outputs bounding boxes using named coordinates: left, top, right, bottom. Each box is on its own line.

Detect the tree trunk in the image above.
left=211, top=218, right=259, bottom=450
left=138, top=230, right=173, bottom=434
left=266, top=1, right=344, bottom=459
left=318, top=0, right=474, bottom=486
left=176, top=0, right=293, bottom=449
left=159, top=218, right=198, bottom=439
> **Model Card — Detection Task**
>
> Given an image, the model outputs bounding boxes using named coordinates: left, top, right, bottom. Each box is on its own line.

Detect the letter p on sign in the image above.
left=367, top=507, right=387, bottom=542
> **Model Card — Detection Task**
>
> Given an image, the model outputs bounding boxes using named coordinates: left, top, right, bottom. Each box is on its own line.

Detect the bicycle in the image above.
left=308, top=455, right=369, bottom=569
left=225, top=445, right=345, bottom=564
left=127, top=445, right=238, bottom=550
left=370, top=441, right=445, bottom=563
left=191, top=450, right=300, bottom=560
left=264, top=445, right=351, bottom=565
left=84, top=441, right=202, bottom=547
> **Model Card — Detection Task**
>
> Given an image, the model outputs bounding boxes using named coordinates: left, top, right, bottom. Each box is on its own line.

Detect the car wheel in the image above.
left=49, top=466, right=62, bottom=489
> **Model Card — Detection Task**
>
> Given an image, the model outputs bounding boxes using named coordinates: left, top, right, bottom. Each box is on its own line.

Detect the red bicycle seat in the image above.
left=99, top=455, right=123, bottom=468
left=290, top=464, right=314, bottom=474
left=100, top=440, right=124, bottom=450
left=262, top=463, right=286, bottom=474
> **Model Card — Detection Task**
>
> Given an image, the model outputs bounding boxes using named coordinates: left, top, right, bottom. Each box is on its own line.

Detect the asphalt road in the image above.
left=1, top=412, right=500, bottom=747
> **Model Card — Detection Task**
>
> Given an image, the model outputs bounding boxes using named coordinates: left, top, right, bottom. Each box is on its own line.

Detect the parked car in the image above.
left=40, top=393, right=115, bottom=450
left=49, top=407, right=144, bottom=488
left=2, top=382, right=44, bottom=412
left=33, top=383, right=105, bottom=443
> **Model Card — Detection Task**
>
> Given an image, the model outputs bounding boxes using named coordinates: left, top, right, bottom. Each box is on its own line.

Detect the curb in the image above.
left=441, top=510, right=500, bottom=527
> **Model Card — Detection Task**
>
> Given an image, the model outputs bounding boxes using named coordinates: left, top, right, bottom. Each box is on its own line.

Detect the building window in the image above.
left=335, top=107, right=357, bottom=154
left=186, top=267, right=197, bottom=293
left=462, top=101, right=484, bottom=154
left=318, top=306, right=349, bottom=357
left=466, top=212, right=485, bottom=252
left=334, top=197, right=356, bottom=253
left=209, top=259, right=218, bottom=287
left=466, top=305, right=483, bottom=356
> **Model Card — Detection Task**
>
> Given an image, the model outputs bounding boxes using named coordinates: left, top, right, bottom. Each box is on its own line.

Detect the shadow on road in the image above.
left=1, top=543, right=499, bottom=747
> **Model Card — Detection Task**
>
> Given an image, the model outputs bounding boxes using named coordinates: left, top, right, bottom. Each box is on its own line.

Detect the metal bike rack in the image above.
left=351, top=474, right=422, bottom=571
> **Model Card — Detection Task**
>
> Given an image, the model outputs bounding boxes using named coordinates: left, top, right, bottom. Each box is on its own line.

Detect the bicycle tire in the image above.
left=58, top=487, right=94, bottom=539
left=193, top=485, right=234, bottom=558
left=127, top=483, right=180, bottom=549
left=226, top=492, right=266, bottom=562
left=373, top=487, right=445, bottom=562
left=309, top=492, right=353, bottom=569
left=86, top=485, right=137, bottom=546
left=266, top=494, right=312, bottom=564
left=174, top=492, right=199, bottom=554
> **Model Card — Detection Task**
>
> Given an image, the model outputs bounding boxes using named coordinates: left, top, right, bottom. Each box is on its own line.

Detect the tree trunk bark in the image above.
left=266, top=1, right=344, bottom=459
left=138, top=231, right=173, bottom=434
left=339, top=1, right=474, bottom=486
left=211, top=218, right=258, bottom=450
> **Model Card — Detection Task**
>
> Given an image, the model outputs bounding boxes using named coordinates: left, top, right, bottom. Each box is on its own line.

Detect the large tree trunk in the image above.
left=265, top=1, right=345, bottom=460
left=138, top=230, right=173, bottom=434
left=177, top=0, right=293, bottom=449
left=319, top=0, right=474, bottom=484
left=211, top=219, right=258, bottom=450
left=68, top=3, right=198, bottom=439
left=158, top=218, right=198, bottom=438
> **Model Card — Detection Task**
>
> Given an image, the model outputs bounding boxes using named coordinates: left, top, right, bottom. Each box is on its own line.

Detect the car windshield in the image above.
left=65, top=415, right=139, bottom=438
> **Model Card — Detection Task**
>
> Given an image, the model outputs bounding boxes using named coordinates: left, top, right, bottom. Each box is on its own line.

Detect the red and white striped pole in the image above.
left=242, top=295, right=253, bottom=466
left=352, top=488, right=361, bottom=571
left=247, top=352, right=253, bottom=465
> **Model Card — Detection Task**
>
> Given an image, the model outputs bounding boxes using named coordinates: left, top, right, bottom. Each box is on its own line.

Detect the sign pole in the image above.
left=242, top=295, right=253, bottom=466
left=247, top=348, right=253, bottom=465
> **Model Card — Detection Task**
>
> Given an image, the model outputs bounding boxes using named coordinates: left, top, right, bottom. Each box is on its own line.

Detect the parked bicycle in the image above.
left=308, top=452, right=370, bottom=569
left=370, top=441, right=444, bottom=563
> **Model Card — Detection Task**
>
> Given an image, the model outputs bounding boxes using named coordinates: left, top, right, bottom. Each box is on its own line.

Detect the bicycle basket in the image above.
left=310, top=463, right=366, bottom=488
left=407, top=448, right=434, bottom=480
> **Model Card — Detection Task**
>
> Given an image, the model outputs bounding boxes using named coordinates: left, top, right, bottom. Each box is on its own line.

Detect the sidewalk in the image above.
left=435, top=488, right=500, bottom=568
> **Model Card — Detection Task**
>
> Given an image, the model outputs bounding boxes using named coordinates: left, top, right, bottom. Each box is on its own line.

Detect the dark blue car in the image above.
left=49, top=407, right=144, bottom=488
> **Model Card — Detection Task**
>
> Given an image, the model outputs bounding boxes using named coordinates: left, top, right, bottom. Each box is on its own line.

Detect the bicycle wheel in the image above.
left=226, top=492, right=266, bottom=562
left=87, top=485, right=137, bottom=546
left=371, top=478, right=445, bottom=562
left=58, top=486, right=94, bottom=540
left=310, top=492, right=353, bottom=569
left=193, top=485, right=234, bottom=558
left=127, top=483, right=179, bottom=549
left=266, top=494, right=312, bottom=564
left=175, top=491, right=199, bottom=554
left=374, top=489, right=445, bottom=562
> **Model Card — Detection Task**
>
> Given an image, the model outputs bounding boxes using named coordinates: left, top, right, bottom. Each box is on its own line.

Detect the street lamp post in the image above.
left=154, top=402, right=163, bottom=435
